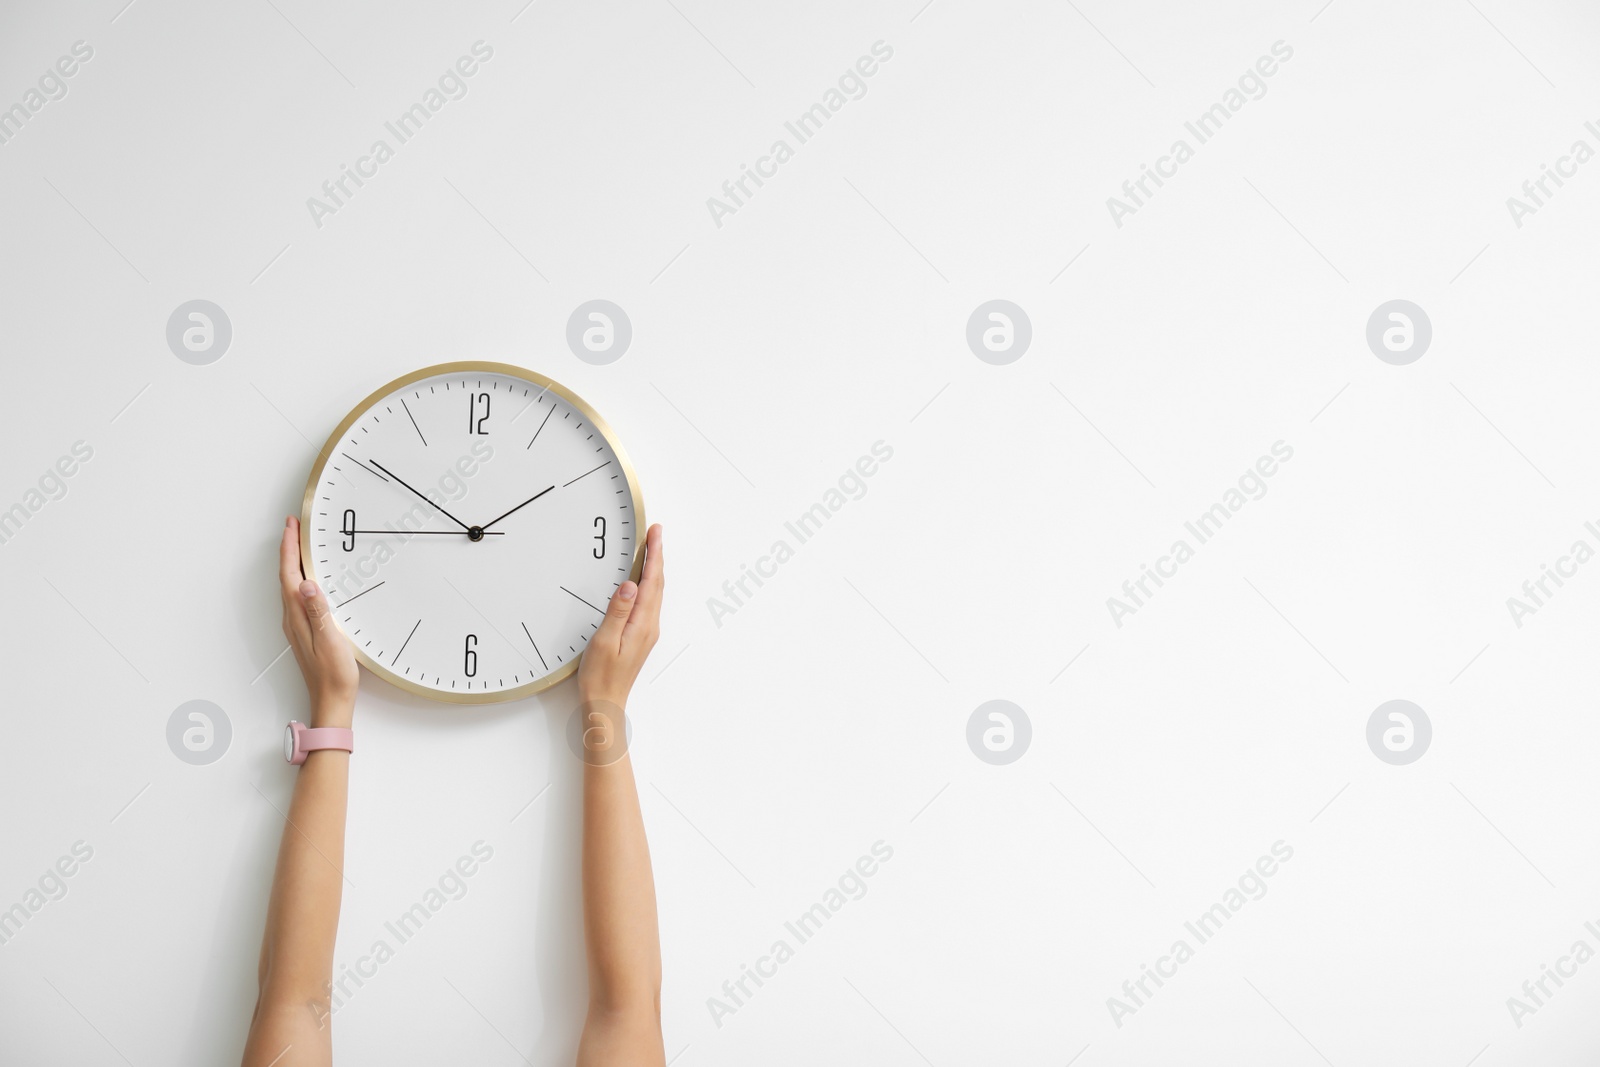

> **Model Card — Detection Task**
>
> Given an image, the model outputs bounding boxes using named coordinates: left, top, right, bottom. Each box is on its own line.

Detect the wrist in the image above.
left=572, top=697, right=630, bottom=767
left=310, top=699, right=354, bottom=729
left=577, top=687, right=625, bottom=712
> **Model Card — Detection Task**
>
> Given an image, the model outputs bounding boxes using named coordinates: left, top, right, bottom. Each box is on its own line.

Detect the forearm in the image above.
left=258, top=747, right=350, bottom=996
left=580, top=722, right=661, bottom=1011
left=242, top=722, right=350, bottom=1065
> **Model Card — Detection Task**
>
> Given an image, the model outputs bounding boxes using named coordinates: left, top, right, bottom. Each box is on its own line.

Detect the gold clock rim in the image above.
left=298, top=360, right=647, bottom=705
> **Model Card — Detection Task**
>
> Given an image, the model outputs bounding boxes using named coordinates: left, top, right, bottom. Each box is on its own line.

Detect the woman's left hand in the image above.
left=279, top=515, right=359, bottom=725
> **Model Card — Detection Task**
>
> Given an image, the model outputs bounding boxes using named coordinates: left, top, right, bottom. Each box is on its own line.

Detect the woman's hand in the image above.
left=279, top=515, right=359, bottom=726
left=578, top=523, right=664, bottom=711
left=575, top=523, right=667, bottom=1067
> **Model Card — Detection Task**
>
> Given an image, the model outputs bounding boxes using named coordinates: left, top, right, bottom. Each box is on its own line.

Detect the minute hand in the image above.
left=479, top=486, right=555, bottom=532
left=369, top=460, right=473, bottom=531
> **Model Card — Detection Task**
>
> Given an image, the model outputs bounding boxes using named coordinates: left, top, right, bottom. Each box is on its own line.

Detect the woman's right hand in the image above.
left=577, top=523, right=664, bottom=712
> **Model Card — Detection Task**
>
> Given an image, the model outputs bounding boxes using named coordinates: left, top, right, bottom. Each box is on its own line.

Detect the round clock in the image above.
left=299, top=361, right=645, bottom=703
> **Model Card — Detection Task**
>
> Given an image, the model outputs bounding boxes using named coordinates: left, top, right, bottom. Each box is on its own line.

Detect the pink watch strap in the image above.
left=292, top=724, right=354, bottom=765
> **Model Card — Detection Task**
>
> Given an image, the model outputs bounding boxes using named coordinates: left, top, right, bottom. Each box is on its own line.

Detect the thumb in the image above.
left=594, top=581, right=638, bottom=645
left=299, top=580, right=333, bottom=634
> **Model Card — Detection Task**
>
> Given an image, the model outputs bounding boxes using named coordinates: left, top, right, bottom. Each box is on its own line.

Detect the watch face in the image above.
left=300, top=362, right=645, bottom=703
left=284, top=724, right=296, bottom=762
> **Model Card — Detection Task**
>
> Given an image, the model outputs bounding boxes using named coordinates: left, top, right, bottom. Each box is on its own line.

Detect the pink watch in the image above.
left=284, top=721, right=354, bottom=765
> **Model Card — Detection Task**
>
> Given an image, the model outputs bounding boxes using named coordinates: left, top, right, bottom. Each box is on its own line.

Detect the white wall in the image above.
left=2, top=0, right=1599, bottom=1063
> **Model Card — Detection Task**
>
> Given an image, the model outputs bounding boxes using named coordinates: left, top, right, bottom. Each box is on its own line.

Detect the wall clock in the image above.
left=299, top=361, right=645, bottom=703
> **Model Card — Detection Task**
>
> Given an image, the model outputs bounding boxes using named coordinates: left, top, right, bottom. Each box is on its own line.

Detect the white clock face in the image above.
left=301, top=364, right=643, bottom=702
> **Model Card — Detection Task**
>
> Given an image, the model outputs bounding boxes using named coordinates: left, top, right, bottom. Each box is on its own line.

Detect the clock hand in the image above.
left=369, top=461, right=473, bottom=532
left=478, top=485, right=555, bottom=532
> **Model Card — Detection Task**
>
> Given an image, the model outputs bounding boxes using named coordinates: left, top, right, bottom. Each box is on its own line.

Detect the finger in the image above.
left=300, top=579, right=334, bottom=641
left=624, top=524, right=664, bottom=639
left=280, top=517, right=312, bottom=647
left=279, top=516, right=305, bottom=601
left=594, top=580, right=639, bottom=652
